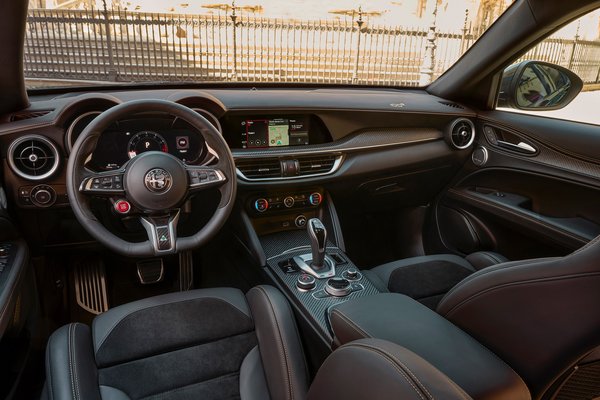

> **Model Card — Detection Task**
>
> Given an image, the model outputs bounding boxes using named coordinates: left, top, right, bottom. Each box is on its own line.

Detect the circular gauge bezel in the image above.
left=127, top=130, right=169, bottom=159
left=66, top=111, right=102, bottom=153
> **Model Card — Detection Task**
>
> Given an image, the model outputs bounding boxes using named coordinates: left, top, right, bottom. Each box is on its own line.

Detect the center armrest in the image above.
left=329, top=293, right=530, bottom=400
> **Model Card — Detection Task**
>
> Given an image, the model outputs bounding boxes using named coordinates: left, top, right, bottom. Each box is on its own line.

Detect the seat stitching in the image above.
left=46, top=335, right=54, bottom=400
left=256, top=286, right=294, bottom=400
left=98, top=331, right=256, bottom=369
left=282, top=293, right=310, bottom=384
left=441, top=258, right=551, bottom=303
left=352, top=343, right=437, bottom=400
left=72, top=324, right=81, bottom=400
left=445, top=271, right=600, bottom=317
left=344, top=344, right=428, bottom=400
left=330, top=309, right=372, bottom=339
left=67, top=324, right=77, bottom=400
left=139, top=371, right=239, bottom=400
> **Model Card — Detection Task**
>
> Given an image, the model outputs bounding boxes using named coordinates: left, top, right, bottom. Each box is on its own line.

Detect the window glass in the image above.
left=25, top=0, right=512, bottom=89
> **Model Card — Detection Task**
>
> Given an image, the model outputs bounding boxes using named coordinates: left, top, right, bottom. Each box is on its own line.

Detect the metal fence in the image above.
left=23, top=8, right=600, bottom=87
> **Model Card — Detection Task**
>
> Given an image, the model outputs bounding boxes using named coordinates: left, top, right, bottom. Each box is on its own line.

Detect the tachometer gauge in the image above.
left=127, top=131, right=168, bottom=159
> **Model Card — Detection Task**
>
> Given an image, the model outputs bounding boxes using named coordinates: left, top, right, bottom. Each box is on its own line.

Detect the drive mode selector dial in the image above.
left=325, top=277, right=352, bottom=297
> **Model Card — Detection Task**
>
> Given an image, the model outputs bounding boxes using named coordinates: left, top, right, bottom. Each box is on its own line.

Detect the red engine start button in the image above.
left=114, top=199, right=131, bottom=214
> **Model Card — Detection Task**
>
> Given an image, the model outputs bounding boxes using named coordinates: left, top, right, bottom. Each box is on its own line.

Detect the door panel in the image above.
left=432, top=110, right=600, bottom=260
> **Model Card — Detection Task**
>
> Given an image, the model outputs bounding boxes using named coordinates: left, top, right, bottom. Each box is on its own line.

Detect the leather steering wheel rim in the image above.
left=66, top=99, right=237, bottom=257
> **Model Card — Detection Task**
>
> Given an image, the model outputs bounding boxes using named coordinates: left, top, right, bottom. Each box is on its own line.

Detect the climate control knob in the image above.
left=254, top=198, right=269, bottom=213
left=309, top=192, right=323, bottom=206
left=283, top=196, right=295, bottom=208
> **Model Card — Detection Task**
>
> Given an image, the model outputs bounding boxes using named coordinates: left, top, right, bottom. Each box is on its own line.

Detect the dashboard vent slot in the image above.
left=447, top=118, right=475, bottom=150
left=236, top=158, right=282, bottom=179
left=297, top=155, right=337, bottom=176
left=8, top=135, right=60, bottom=181
left=10, top=110, right=52, bottom=122
left=439, top=101, right=464, bottom=109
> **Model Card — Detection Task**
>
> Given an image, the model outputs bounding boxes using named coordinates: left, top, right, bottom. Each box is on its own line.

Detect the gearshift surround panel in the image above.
left=293, top=254, right=336, bottom=279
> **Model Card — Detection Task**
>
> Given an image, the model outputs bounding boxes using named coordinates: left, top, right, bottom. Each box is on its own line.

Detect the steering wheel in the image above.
left=66, top=100, right=237, bottom=257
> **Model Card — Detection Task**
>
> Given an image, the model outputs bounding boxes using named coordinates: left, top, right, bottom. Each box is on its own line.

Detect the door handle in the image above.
left=497, top=140, right=537, bottom=154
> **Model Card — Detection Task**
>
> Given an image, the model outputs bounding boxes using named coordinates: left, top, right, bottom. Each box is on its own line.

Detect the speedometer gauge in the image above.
left=127, top=131, right=168, bottom=159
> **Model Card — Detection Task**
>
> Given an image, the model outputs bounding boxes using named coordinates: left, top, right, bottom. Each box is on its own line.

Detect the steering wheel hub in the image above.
left=123, top=151, right=188, bottom=211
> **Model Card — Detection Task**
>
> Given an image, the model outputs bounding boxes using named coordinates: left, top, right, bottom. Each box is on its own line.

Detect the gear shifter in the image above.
left=307, top=218, right=327, bottom=269
left=293, top=217, right=335, bottom=279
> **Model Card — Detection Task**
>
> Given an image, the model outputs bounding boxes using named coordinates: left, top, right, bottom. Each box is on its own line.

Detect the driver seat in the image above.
left=43, top=286, right=309, bottom=400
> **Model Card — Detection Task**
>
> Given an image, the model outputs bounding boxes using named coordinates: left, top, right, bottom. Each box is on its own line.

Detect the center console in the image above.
left=239, top=191, right=380, bottom=347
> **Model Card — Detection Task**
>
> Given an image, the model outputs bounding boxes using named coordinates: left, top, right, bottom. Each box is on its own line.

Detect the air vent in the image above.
left=8, top=135, right=60, bottom=180
left=10, top=110, right=52, bottom=122
left=439, top=101, right=464, bottom=109
left=236, top=154, right=342, bottom=181
left=236, top=158, right=282, bottom=179
left=297, top=155, right=337, bottom=176
left=446, top=118, right=475, bottom=150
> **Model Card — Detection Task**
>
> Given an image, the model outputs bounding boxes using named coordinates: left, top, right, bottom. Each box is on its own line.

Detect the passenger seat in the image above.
left=363, top=251, right=508, bottom=308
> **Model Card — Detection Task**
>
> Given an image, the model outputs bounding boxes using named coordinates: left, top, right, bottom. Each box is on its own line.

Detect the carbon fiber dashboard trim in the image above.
left=232, top=128, right=442, bottom=158
left=479, top=124, right=600, bottom=181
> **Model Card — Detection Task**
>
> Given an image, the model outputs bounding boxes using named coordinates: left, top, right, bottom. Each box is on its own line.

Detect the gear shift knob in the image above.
left=307, top=218, right=327, bottom=269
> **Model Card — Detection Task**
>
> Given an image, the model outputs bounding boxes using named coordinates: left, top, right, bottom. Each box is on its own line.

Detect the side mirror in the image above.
left=497, top=61, right=583, bottom=111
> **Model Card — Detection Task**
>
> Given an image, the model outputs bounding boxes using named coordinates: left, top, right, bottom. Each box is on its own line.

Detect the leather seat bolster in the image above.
left=437, top=251, right=600, bottom=397
left=45, top=323, right=101, bottom=400
left=308, top=338, right=473, bottom=400
left=246, top=285, right=309, bottom=400
left=465, top=251, right=509, bottom=270
left=329, top=293, right=530, bottom=400
left=92, top=288, right=253, bottom=367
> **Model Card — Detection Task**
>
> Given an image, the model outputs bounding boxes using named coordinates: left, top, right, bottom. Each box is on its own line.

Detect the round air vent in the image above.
left=8, top=135, right=60, bottom=181
left=446, top=118, right=475, bottom=150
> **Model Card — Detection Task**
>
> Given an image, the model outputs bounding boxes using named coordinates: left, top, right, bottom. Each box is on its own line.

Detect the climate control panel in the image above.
left=251, top=191, right=323, bottom=214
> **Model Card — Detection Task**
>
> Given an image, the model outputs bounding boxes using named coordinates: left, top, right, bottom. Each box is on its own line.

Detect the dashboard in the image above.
left=0, top=88, right=475, bottom=215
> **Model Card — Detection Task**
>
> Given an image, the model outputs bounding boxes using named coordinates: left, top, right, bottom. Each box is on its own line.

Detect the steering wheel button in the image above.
left=114, top=200, right=131, bottom=214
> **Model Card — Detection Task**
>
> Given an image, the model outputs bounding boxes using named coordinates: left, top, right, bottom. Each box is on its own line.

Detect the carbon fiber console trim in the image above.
left=261, top=229, right=380, bottom=345
left=265, top=247, right=379, bottom=344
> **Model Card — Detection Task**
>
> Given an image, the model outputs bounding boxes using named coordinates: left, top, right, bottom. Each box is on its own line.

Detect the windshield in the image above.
left=25, top=0, right=511, bottom=89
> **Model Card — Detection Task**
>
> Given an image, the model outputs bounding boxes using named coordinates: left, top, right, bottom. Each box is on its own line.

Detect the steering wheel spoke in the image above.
left=80, top=170, right=126, bottom=197
left=140, top=211, right=180, bottom=255
left=186, top=165, right=227, bottom=192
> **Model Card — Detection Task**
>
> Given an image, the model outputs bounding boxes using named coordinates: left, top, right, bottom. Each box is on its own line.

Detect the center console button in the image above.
left=325, top=277, right=351, bottom=297
left=296, top=273, right=316, bottom=291
left=342, top=269, right=362, bottom=281
left=283, top=196, right=295, bottom=208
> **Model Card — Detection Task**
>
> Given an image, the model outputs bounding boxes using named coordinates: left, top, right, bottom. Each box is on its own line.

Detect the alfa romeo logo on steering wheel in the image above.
left=144, top=168, right=173, bottom=193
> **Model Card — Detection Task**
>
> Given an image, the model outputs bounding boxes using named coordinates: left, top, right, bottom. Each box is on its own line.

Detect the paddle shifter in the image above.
left=308, top=218, right=327, bottom=270
left=293, top=218, right=336, bottom=279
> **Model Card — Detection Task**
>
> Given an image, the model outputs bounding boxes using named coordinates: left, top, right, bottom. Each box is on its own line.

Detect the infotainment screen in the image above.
left=242, top=117, right=309, bottom=148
